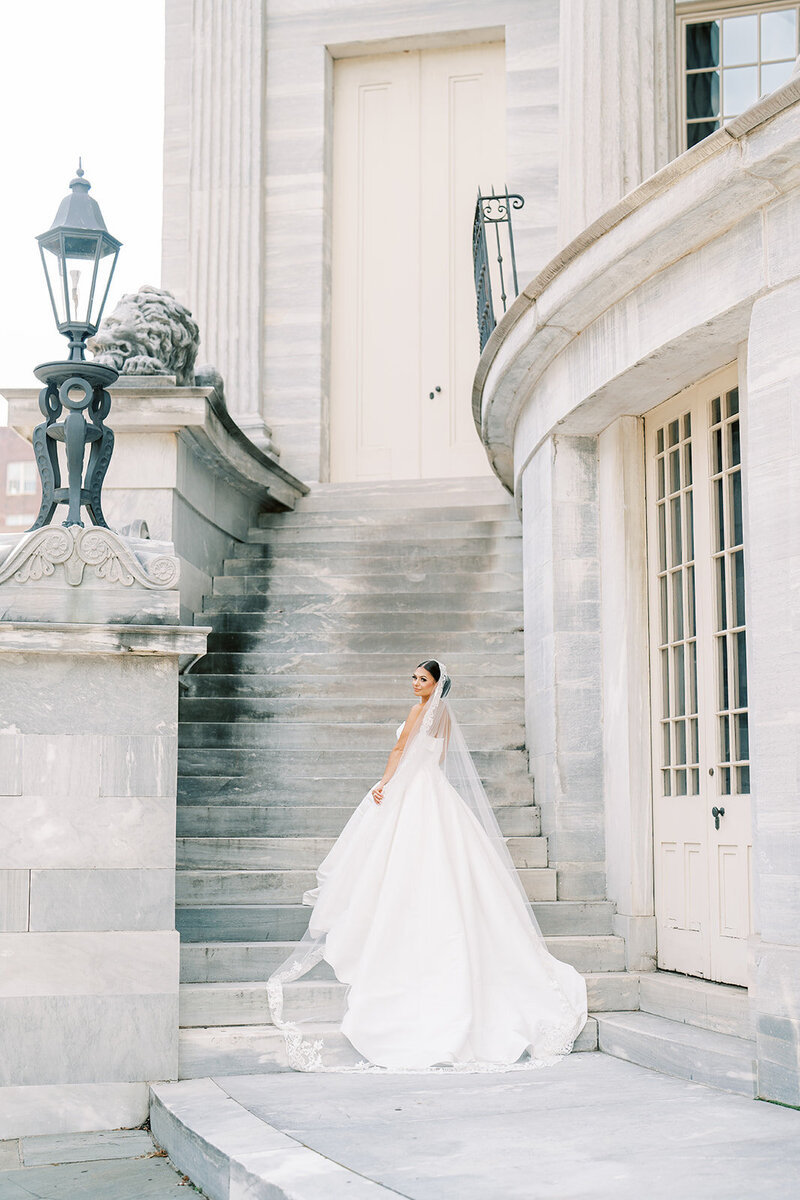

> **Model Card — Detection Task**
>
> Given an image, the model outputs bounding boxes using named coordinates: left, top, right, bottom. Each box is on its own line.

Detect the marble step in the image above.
left=233, top=537, right=522, bottom=560
left=179, top=695, right=525, bottom=724
left=289, top=477, right=511, bottom=511
left=179, top=972, right=637, bottom=1028
left=181, top=671, right=525, bottom=699
left=175, top=803, right=541, bottom=839
left=199, top=610, right=524, bottom=634
left=200, top=591, right=523, bottom=616
left=192, top=651, right=524, bottom=675
left=180, top=934, right=625, bottom=981
left=258, top=503, right=515, bottom=528
left=177, top=771, right=534, bottom=807
left=177, top=747, right=532, bottom=783
left=638, top=972, right=752, bottom=1039
left=176, top=901, right=614, bottom=946
left=203, top=631, right=523, bottom=656
left=176, top=835, right=549, bottom=870
left=178, top=719, right=525, bottom=751
left=212, top=571, right=524, bottom=596
left=175, top=866, right=558, bottom=906
left=595, top=1011, right=757, bottom=1096
left=177, top=1017, right=598, bottom=1078
left=250, top=516, right=521, bottom=539
left=217, top=558, right=522, bottom=585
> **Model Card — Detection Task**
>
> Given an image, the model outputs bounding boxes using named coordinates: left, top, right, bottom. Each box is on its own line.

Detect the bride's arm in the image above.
left=371, top=704, right=422, bottom=805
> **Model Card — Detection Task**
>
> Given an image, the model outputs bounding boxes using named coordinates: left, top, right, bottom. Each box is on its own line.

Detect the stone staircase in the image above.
left=174, top=477, right=632, bottom=1077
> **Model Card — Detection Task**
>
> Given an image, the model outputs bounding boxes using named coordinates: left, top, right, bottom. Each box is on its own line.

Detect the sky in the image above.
left=0, top=0, right=166, bottom=417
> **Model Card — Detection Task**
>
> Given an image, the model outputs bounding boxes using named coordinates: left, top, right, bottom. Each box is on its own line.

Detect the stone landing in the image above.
left=150, top=1053, right=800, bottom=1200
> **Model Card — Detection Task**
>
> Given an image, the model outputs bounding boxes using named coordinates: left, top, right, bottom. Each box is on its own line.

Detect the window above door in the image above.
left=678, top=1, right=799, bottom=149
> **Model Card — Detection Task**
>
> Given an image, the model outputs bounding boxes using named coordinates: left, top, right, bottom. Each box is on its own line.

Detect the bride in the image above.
left=266, top=659, right=588, bottom=1072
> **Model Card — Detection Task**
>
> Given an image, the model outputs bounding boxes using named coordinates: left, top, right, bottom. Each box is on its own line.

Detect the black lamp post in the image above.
left=28, top=164, right=123, bottom=531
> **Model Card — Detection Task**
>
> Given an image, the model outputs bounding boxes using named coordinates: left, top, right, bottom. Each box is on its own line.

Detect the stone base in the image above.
left=0, top=1083, right=149, bottom=1141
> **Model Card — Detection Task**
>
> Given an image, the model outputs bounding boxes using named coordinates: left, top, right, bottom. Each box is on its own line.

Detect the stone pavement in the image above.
left=0, top=1129, right=200, bottom=1199
left=154, top=1051, right=800, bottom=1199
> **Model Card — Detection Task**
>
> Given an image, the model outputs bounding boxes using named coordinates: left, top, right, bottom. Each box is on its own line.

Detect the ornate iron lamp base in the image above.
left=29, top=359, right=119, bottom=532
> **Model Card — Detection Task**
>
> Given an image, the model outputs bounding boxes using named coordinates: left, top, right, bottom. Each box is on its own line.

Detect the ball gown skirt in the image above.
left=294, top=731, right=588, bottom=1071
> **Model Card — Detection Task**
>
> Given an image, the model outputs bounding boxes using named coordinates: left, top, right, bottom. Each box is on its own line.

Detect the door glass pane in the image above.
left=735, top=630, right=748, bottom=707
left=687, top=20, right=720, bottom=69
left=733, top=549, right=745, bottom=626
left=673, top=643, right=686, bottom=715
left=718, top=633, right=729, bottom=709
left=728, top=418, right=740, bottom=467
left=670, top=448, right=680, bottom=492
left=724, top=65, right=759, bottom=114
left=686, top=490, right=695, bottom=559
left=716, top=555, right=727, bottom=631
left=676, top=719, right=687, bottom=765
left=762, top=8, right=796, bottom=60
left=715, top=477, right=725, bottom=551
left=660, top=574, right=668, bottom=643
left=689, top=640, right=698, bottom=712
left=723, top=15, right=758, bottom=66
left=712, top=426, right=723, bottom=473
left=687, top=565, right=696, bottom=636
left=668, top=419, right=680, bottom=447
left=657, top=455, right=665, bottom=499
left=672, top=571, right=684, bottom=640
left=730, top=470, right=743, bottom=545
left=658, top=503, right=667, bottom=570
left=761, top=59, right=794, bottom=93
left=726, top=387, right=739, bottom=417
left=735, top=712, right=749, bottom=761
left=671, top=496, right=683, bottom=564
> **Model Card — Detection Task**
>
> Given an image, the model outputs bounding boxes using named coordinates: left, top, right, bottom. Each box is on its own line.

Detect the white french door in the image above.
left=645, top=365, right=753, bottom=985
left=329, top=42, right=506, bottom=481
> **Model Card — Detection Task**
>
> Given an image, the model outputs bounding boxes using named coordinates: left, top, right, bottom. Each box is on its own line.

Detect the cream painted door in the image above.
left=330, top=43, right=506, bottom=481
left=645, top=366, right=753, bottom=986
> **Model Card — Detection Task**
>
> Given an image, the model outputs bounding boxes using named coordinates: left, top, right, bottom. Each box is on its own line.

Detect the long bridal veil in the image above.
left=266, top=664, right=588, bottom=1072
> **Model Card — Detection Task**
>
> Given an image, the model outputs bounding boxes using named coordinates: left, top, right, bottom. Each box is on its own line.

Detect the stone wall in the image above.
left=0, top=532, right=207, bottom=1138
left=163, top=0, right=561, bottom=481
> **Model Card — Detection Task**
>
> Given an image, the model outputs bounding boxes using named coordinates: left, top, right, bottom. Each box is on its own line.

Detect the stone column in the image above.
left=0, top=527, right=207, bottom=1138
left=162, top=0, right=274, bottom=450
left=745, top=286, right=800, bottom=1107
left=597, top=416, right=656, bottom=971
left=520, top=434, right=605, bottom=900
left=558, top=0, right=677, bottom=245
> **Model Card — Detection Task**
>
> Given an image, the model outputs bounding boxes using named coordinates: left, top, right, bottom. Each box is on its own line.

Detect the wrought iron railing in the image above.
left=472, top=188, right=525, bottom=352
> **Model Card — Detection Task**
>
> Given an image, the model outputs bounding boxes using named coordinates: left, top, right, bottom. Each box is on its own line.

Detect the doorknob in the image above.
left=428, top=386, right=442, bottom=399
left=712, top=805, right=726, bottom=830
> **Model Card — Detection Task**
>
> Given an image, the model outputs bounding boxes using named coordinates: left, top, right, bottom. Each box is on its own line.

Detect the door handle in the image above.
left=428, top=386, right=442, bottom=399
left=712, top=805, right=726, bottom=831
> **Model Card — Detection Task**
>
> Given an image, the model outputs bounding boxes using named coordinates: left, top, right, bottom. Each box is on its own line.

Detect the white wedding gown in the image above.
left=267, top=705, right=588, bottom=1073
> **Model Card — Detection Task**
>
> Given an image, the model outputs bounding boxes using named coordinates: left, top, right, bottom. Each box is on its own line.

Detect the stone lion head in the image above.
left=88, top=285, right=200, bottom=386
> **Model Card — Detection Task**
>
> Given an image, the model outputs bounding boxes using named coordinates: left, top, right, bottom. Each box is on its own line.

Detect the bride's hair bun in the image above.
left=417, top=659, right=452, bottom=698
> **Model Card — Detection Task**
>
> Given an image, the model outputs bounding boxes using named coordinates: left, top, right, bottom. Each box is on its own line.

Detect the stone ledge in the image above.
left=0, top=622, right=209, bottom=666
left=473, top=84, right=800, bottom=490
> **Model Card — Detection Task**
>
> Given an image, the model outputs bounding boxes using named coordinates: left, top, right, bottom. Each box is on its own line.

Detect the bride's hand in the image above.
left=371, top=783, right=384, bottom=805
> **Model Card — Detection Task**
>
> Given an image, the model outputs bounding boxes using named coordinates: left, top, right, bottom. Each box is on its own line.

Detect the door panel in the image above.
left=330, top=42, right=505, bottom=481
left=645, top=365, right=753, bottom=985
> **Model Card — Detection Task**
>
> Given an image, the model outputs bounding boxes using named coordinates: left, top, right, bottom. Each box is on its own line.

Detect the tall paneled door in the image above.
left=645, top=365, right=753, bottom=986
left=330, top=42, right=506, bottom=480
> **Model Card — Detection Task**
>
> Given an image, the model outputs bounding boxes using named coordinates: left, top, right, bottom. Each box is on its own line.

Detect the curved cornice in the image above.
left=473, top=78, right=800, bottom=491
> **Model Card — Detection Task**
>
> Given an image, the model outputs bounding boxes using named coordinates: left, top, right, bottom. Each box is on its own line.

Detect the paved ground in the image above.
left=0, top=1130, right=201, bottom=1199
left=212, top=1052, right=800, bottom=1200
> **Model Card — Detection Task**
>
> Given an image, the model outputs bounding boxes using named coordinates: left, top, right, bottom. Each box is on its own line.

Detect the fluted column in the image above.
left=162, top=0, right=274, bottom=450
left=558, top=0, right=677, bottom=245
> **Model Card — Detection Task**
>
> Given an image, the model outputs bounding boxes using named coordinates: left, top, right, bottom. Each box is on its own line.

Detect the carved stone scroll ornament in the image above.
left=0, top=527, right=179, bottom=590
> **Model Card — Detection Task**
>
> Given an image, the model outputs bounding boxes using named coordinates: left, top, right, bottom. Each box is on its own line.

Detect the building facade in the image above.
left=161, top=0, right=800, bottom=1106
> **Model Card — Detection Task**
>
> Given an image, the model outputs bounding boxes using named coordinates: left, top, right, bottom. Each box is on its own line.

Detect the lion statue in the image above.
left=88, top=285, right=200, bottom=386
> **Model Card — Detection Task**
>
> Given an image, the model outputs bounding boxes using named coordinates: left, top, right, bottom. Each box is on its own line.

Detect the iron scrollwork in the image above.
left=473, top=188, right=525, bottom=353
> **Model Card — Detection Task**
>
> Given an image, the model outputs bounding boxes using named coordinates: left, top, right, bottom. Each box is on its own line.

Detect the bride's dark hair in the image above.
left=417, top=659, right=451, bottom=697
